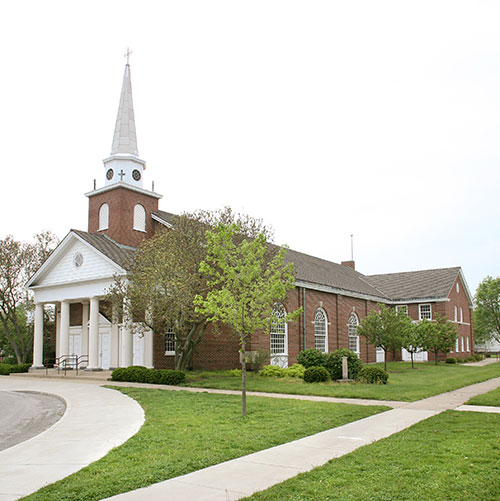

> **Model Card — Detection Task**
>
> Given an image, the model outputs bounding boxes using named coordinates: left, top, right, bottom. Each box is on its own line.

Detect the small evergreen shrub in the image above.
left=252, top=349, right=270, bottom=373
left=359, top=366, right=389, bottom=384
left=284, top=363, right=305, bottom=378
left=325, top=349, right=363, bottom=380
left=445, top=357, right=457, bottom=364
left=260, top=365, right=286, bottom=377
left=110, top=367, right=128, bottom=381
left=456, top=357, right=465, bottom=363
left=228, top=369, right=242, bottom=377
left=297, top=349, right=327, bottom=369
left=0, top=364, right=11, bottom=376
left=303, top=365, right=330, bottom=383
left=0, top=363, right=31, bottom=375
left=126, top=365, right=150, bottom=383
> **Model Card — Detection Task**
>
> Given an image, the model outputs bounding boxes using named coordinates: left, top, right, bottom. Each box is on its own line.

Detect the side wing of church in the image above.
left=27, top=62, right=475, bottom=371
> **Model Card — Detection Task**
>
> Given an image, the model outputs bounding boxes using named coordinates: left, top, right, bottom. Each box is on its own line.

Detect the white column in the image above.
left=32, top=303, right=44, bottom=368
left=81, top=302, right=89, bottom=365
left=110, top=303, right=120, bottom=369
left=60, top=300, right=70, bottom=362
left=86, top=297, right=102, bottom=371
left=121, top=302, right=133, bottom=367
left=144, top=329, right=154, bottom=368
left=55, top=304, right=61, bottom=359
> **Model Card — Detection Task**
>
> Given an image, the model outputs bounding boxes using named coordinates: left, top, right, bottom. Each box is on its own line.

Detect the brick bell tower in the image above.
left=86, top=57, right=162, bottom=248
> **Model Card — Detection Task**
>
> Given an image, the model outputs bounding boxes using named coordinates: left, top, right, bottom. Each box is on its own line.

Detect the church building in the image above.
left=27, top=62, right=474, bottom=371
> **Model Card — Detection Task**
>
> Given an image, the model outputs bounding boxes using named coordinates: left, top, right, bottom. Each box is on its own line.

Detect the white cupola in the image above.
left=103, top=61, right=146, bottom=188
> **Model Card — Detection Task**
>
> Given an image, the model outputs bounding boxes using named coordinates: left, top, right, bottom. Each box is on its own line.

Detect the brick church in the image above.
left=28, top=62, right=474, bottom=371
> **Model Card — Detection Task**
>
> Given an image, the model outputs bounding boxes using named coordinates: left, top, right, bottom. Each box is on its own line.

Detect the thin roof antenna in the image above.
left=350, top=234, right=354, bottom=261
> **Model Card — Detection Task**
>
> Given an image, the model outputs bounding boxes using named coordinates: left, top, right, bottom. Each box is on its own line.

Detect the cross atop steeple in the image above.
left=124, top=47, right=132, bottom=66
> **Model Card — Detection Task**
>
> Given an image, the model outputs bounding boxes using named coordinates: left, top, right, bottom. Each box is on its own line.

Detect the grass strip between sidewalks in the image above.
left=244, top=410, right=500, bottom=501
left=466, top=386, right=500, bottom=407
left=184, top=361, right=500, bottom=401
left=21, top=387, right=387, bottom=501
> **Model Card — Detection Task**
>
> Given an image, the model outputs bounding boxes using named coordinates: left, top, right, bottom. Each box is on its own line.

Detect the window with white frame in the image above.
left=455, top=338, right=459, bottom=352
left=461, top=336, right=464, bottom=352
left=456, top=283, right=459, bottom=293
left=314, top=308, right=328, bottom=353
left=454, top=306, right=458, bottom=322
left=466, top=336, right=470, bottom=352
left=348, top=312, right=360, bottom=355
left=165, top=326, right=176, bottom=355
left=419, top=304, right=432, bottom=321
left=396, top=305, right=408, bottom=316
left=270, top=304, right=287, bottom=356
left=98, top=203, right=109, bottom=230
left=460, top=307, right=463, bottom=323
left=133, top=204, right=146, bottom=232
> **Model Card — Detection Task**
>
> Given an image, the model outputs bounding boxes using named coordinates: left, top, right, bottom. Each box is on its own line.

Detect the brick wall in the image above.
left=88, top=186, right=159, bottom=247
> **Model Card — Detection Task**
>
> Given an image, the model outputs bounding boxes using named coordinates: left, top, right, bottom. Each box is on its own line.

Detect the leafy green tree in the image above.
left=357, top=304, right=413, bottom=370
left=418, top=314, right=457, bottom=364
left=0, top=231, right=58, bottom=364
left=401, top=322, right=424, bottom=369
left=474, top=276, right=500, bottom=346
left=195, top=221, right=299, bottom=415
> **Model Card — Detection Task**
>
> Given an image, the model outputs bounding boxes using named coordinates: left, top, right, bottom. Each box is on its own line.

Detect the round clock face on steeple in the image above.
left=132, top=169, right=141, bottom=181
left=106, top=168, right=114, bottom=180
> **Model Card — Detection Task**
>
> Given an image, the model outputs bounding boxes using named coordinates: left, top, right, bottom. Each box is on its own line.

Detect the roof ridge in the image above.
left=367, top=266, right=461, bottom=278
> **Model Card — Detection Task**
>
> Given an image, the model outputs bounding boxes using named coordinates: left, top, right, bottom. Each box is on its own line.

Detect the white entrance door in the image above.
left=133, top=334, right=144, bottom=366
left=99, top=332, right=111, bottom=369
left=69, top=329, right=82, bottom=368
left=376, top=347, right=385, bottom=363
left=402, top=349, right=428, bottom=362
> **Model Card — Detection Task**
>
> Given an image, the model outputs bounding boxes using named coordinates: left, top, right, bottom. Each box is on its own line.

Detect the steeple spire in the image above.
left=111, top=63, right=139, bottom=157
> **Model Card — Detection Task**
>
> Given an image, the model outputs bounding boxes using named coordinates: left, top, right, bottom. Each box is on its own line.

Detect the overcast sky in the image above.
left=2, top=1, right=499, bottom=295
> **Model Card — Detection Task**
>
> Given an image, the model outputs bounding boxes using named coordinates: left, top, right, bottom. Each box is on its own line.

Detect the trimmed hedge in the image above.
left=111, top=366, right=185, bottom=386
left=0, top=363, right=31, bottom=376
left=359, top=366, right=389, bottom=384
left=325, top=349, right=363, bottom=381
left=445, top=357, right=457, bottom=364
left=303, top=365, right=330, bottom=383
left=297, top=349, right=327, bottom=368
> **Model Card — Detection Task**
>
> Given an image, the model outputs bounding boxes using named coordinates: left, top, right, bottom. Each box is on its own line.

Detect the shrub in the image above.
left=324, top=349, right=363, bottom=380
left=284, top=363, right=305, bottom=378
left=297, top=349, right=327, bottom=369
left=456, top=357, right=465, bottom=363
left=359, top=366, right=389, bottom=384
left=260, top=365, right=286, bottom=377
left=0, top=363, right=31, bottom=375
left=445, top=357, right=457, bottom=364
left=252, top=349, right=269, bottom=373
left=228, top=369, right=242, bottom=377
left=0, top=364, right=11, bottom=376
left=303, top=365, right=330, bottom=383
left=111, top=367, right=185, bottom=386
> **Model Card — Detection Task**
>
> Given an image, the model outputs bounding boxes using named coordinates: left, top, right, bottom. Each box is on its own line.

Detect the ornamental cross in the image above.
left=118, top=169, right=126, bottom=181
left=124, top=47, right=133, bottom=65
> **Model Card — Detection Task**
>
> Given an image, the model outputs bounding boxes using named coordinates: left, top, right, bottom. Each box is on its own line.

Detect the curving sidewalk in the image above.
left=0, top=377, right=144, bottom=501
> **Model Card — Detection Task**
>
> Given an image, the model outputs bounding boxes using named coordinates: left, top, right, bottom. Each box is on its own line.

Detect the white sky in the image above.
left=2, top=1, right=499, bottom=295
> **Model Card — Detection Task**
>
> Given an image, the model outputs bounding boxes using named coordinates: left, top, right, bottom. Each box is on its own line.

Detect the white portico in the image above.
left=27, top=230, right=154, bottom=370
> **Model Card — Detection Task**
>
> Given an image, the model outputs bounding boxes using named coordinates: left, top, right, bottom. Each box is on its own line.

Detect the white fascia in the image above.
left=151, top=213, right=173, bottom=228
left=85, top=182, right=162, bottom=199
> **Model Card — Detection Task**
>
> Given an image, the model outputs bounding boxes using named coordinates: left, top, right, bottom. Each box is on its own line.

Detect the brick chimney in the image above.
left=341, top=260, right=355, bottom=270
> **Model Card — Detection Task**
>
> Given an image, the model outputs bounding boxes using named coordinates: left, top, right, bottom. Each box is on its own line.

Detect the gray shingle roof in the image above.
left=152, top=210, right=176, bottom=226
left=365, top=267, right=461, bottom=302
left=285, top=249, right=389, bottom=300
left=72, top=230, right=136, bottom=269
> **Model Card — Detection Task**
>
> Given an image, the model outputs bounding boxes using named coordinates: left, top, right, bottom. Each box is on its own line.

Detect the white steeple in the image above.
left=103, top=55, right=146, bottom=188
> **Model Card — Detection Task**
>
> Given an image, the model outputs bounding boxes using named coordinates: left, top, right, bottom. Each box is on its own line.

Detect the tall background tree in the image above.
left=195, top=221, right=299, bottom=415
left=474, top=276, right=500, bottom=346
left=0, top=231, right=58, bottom=364
left=357, top=304, right=413, bottom=370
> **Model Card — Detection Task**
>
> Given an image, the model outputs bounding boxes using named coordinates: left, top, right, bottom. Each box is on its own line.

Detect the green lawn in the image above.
left=244, top=410, right=500, bottom=501
left=21, top=388, right=387, bottom=501
left=466, top=386, right=500, bottom=407
left=184, top=361, right=500, bottom=402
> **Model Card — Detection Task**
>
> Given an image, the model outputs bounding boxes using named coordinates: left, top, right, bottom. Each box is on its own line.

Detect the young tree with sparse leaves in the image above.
left=195, top=221, right=299, bottom=415
left=474, top=276, right=500, bottom=346
left=357, top=304, right=413, bottom=371
left=418, top=314, right=457, bottom=364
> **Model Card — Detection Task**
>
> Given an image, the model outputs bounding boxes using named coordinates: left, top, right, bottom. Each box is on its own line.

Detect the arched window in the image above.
left=270, top=303, right=288, bottom=368
left=348, top=312, right=359, bottom=355
left=98, top=203, right=109, bottom=230
left=314, top=308, right=328, bottom=353
left=133, top=204, right=146, bottom=232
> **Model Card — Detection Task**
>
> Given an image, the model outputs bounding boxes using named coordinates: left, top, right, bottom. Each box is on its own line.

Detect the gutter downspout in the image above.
left=302, top=287, right=306, bottom=351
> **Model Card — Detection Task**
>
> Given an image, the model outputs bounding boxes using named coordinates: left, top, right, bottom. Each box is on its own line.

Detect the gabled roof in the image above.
left=151, top=210, right=176, bottom=227
left=285, top=249, right=389, bottom=300
left=71, top=230, right=136, bottom=268
left=365, top=267, right=461, bottom=302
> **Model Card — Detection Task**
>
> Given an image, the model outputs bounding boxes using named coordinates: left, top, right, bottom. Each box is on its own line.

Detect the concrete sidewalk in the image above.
left=106, top=376, right=500, bottom=501
left=0, top=378, right=144, bottom=501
